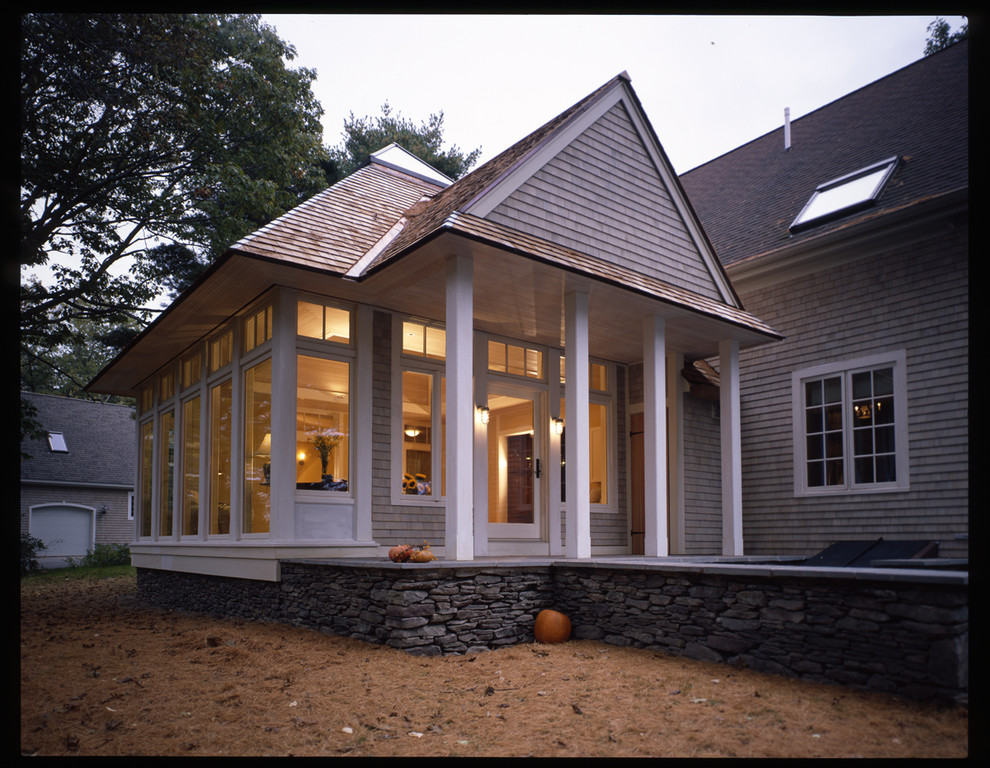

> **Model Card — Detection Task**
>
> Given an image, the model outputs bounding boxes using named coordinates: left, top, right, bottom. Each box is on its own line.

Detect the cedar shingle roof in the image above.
left=679, top=39, right=968, bottom=266
left=20, top=392, right=135, bottom=488
left=231, top=162, right=445, bottom=274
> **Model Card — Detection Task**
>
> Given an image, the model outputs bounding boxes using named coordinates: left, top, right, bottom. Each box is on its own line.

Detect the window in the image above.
left=159, top=371, right=175, bottom=403
left=243, top=359, right=272, bottom=532
left=559, top=399, right=611, bottom=505
left=47, top=432, right=68, bottom=453
left=793, top=352, right=908, bottom=494
left=790, top=157, right=898, bottom=232
left=181, top=351, right=202, bottom=390
left=159, top=410, right=175, bottom=537
left=559, top=358, right=610, bottom=392
left=296, top=355, right=350, bottom=491
left=139, top=387, right=153, bottom=413
left=209, top=379, right=232, bottom=534
left=402, top=320, right=445, bottom=359
left=139, top=420, right=153, bottom=537
left=298, top=299, right=350, bottom=344
left=209, top=329, right=233, bottom=373
left=180, top=396, right=200, bottom=536
left=245, top=304, right=273, bottom=353
left=400, top=370, right=446, bottom=497
left=489, top=340, right=543, bottom=380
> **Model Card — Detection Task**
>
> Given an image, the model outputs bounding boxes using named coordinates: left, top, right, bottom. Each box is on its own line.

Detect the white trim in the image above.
left=791, top=350, right=910, bottom=496
left=564, top=291, right=591, bottom=558
left=720, top=339, right=743, bottom=556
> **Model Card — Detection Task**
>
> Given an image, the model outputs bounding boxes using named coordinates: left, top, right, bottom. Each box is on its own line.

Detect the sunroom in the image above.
left=87, top=74, right=781, bottom=581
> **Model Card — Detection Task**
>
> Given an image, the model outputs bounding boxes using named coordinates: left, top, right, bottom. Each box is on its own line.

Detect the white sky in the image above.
left=263, top=14, right=966, bottom=174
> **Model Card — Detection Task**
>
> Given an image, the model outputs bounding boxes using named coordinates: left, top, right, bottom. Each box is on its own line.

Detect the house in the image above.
left=20, top=392, right=136, bottom=567
left=680, top=39, right=969, bottom=559
left=86, top=71, right=785, bottom=581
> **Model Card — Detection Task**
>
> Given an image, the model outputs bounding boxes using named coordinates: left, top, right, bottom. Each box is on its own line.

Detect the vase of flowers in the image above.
left=310, top=427, right=345, bottom=479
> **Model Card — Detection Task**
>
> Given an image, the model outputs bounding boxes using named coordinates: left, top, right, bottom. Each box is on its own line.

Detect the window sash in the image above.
left=794, top=354, right=906, bottom=495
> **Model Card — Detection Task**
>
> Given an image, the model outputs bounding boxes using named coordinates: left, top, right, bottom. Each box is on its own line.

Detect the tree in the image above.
left=924, top=16, right=968, bottom=55
left=324, top=102, right=481, bottom=186
left=20, top=13, right=329, bottom=396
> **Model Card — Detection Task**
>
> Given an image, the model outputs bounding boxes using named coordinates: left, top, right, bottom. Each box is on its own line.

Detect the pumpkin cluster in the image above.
left=388, top=541, right=437, bottom=563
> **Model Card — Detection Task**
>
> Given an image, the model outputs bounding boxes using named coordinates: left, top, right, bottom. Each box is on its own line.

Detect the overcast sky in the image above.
left=263, top=14, right=965, bottom=175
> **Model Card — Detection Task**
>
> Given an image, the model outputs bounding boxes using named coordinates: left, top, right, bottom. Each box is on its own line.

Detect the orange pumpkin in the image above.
left=388, top=544, right=413, bottom=562
left=534, top=609, right=571, bottom=644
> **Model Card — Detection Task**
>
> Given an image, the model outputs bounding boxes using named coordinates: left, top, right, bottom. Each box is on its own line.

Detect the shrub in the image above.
left=20, top=533, right=47, bottom=575
left=68, top=543, right=131, bottom=568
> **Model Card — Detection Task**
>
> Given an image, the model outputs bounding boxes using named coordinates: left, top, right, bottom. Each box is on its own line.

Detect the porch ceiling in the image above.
left=87, top=228, right=781, bottom=396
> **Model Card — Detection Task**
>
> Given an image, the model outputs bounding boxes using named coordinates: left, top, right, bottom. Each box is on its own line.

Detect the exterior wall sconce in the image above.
left=553, top=417, right=564, bottom=436
left=479, top=406, right=490, bottom=425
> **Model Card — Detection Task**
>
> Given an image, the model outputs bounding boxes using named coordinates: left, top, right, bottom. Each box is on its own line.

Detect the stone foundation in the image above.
left=136, top=559, right=967, bottom=703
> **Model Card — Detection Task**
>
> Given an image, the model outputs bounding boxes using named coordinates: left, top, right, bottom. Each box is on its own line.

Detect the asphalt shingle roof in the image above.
left=21, top=392, right=136, bottom=488
left=679, top=39, right=968, bottom=267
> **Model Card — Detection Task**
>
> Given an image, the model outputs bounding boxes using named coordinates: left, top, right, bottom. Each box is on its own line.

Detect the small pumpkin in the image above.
left=388, top=544, right=413, bottom=562
left=534, top=609, right=571, bottom=644
left=409, top=542, right=437, bottom=563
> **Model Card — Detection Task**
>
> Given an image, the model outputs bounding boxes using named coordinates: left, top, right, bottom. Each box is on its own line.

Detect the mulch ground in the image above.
left=20, top=572, right=969, bottom=757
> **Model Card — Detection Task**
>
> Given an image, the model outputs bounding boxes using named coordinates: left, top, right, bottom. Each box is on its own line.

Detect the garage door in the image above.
left=30, top=504, right=93, bottom=560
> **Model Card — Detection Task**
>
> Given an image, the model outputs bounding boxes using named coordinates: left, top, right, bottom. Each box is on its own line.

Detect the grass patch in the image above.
left=20, top=564, right=136, bottom=585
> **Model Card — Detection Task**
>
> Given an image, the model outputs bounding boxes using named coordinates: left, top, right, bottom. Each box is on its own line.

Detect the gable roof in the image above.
left=679, top=39, right=968, bottom=268
left=357, top=72, right=740, bottom=307
left=21, top=392, right=135, bottom=489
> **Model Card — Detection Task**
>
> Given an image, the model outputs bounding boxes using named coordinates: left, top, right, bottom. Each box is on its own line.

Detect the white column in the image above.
left=642, top=315, right=669, bottom=557
left=720, top=339, right=744, bottom=556
left=472, top=330, right=488, bottom=556
left=445, top=255, right=474, bottom=560
left=269, top=288, right=298, bottom=542
left=353, top=304, right=374, bottom=543
left=564, top=291, right=591, bottom=558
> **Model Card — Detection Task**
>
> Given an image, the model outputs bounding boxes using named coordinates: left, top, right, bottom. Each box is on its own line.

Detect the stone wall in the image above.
left=136, top=560, right=967, bottom=703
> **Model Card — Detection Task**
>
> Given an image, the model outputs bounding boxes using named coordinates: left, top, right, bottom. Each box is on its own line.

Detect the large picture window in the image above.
left=243, top=359, right=272, bottom=533
left=296, top=355, right=350, bottom=492
left=400, top=370, right=446, bottom=497
left=181, top=396, right=200, bottom=536
left=793, top=352, right=908, bottom=495
left=159, top=410, right=175, bottom=537
left=209, top=379, right=232, bottom=534
left=139, top=419, right=153, bottom=537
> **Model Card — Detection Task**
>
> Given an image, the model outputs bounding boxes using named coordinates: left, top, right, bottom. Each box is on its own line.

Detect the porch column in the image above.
left=642, top=315, right=669, bottom=557
left=269, top=289, right=298, bottom=541
left=445, top=254, right=474, bottom=560
left=564, top=291, right=591, bottom=558
left=719, top=339, right=744, bottom=555
left=353, top=304, right=374, bottom=544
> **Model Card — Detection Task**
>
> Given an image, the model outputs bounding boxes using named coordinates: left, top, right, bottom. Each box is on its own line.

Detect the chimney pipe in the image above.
left=784, top=107, right=791, bottom=150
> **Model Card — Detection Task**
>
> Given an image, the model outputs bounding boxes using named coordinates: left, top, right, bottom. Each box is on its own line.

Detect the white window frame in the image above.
left=392, top=315, right=446, bottom=504
left=792, top=350, right=909, bottom=496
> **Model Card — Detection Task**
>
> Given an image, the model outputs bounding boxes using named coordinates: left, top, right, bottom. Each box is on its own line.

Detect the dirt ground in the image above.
left=20, top=572, right=968, bottom=758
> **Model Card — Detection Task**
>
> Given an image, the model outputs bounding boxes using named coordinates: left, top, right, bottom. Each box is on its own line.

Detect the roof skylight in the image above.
left=790, top=157, right=898, bottom=232
left=47, top=431, right=68, bottom=452
left=370, top=143, right=453, bottom=187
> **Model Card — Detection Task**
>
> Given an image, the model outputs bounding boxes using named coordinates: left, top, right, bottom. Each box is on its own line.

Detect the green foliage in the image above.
left=20, top=13, right=328, bottom=394
left=924, top=16, right=968, bottom=55
left=66, top=543, right=132, bottom=568
left=20, top=533, right=48, bottom=575
left=325, top=102, right=481, bottom=186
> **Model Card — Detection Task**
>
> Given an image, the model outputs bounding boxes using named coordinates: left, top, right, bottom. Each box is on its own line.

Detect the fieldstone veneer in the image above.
left=136, top=559, right=967, bottom=703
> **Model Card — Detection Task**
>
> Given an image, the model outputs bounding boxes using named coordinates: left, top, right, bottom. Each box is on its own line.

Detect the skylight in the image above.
left=790, top=157, right=898, bottom=232
left=47, top=431, right=68, bottom=452
left=370, top=143, right=453, bottom=187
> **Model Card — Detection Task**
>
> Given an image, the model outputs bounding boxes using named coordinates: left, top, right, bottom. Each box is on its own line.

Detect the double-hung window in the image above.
left=792, top=351, right=908, bottom=495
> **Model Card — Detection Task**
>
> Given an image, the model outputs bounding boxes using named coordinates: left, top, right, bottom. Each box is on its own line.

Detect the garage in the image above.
left=30, top=504, right=94, bottom=566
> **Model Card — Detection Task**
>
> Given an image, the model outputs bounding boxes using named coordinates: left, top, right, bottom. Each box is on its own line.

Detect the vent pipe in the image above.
left=784, top=107, right=791, bottom=150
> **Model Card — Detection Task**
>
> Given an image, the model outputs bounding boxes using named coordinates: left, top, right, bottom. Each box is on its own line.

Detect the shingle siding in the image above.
left=734, top=223, right=968, bottom=557
left=487, top=102, right=723, bottom=302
